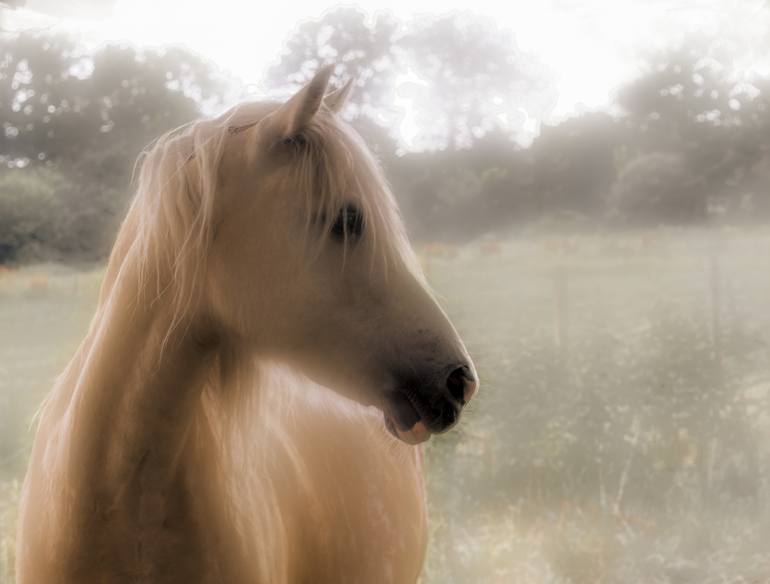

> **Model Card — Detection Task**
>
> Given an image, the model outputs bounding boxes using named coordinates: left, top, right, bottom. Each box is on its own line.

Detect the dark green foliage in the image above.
left=0, top=166, right=66, bottom=262
left=0, top=34, right=221, bottom=263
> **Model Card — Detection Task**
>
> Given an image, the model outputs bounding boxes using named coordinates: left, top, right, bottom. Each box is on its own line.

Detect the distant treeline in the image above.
left=2, top=9, right=769, bottom=263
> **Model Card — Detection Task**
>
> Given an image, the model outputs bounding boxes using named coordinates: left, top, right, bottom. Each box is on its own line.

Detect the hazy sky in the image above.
left=5, top=0, right=770, bottom=146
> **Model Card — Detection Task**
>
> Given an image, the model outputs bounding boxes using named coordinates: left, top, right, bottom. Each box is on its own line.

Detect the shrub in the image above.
left=0, top=165, right=119, bottom=264
left=0, top=166, right=68, bottom=264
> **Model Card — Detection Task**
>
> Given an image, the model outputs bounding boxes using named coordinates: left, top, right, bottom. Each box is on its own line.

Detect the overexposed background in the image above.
left=3, top=1, right=770, bottom=582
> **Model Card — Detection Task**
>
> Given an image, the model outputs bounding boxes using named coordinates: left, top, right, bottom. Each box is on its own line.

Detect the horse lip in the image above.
left=382, top=410, right=431, bottom=445
left=382, top=386, right=460, bottom=442
left=382, top=389, right=432, bottom=444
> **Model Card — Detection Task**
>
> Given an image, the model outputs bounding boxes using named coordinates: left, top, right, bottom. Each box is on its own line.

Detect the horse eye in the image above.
left=281, top=134, right=308, bottom=149
left=330, top=204, right=364, bottom=241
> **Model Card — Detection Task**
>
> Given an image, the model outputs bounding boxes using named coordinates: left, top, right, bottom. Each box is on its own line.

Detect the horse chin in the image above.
left=383, top=413, right=431, bottom=445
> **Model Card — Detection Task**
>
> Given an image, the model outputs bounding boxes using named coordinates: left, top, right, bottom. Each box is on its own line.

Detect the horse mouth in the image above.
left=382, top=389, right=440, bottom=445
left=383, top=410, right=430, bottom=445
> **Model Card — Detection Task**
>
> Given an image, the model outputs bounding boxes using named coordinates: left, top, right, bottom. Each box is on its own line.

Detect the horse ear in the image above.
left=261, top=65, right=334, bottom=143
left=324, top=78, right=354, bottom=114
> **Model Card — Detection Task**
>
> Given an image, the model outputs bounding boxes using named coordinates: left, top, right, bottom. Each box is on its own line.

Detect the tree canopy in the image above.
left=1, top=14, right=770, bottom=263
left=0, top=33, right=221, bottom=262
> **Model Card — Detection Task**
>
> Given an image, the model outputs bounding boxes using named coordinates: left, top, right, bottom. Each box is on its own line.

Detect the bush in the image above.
left=0, top=167, right=68, bottom=264
left=610, top=153, right=706, bottom=225
left=0, top=165, right=120, bottom=264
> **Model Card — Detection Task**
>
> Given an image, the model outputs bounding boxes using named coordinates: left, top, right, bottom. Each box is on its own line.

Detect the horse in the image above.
left=15, top=65, right=478, bottom=584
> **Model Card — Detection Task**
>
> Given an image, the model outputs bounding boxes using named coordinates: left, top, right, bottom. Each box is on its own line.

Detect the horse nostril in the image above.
left=446, top=365, right=476, bottom=405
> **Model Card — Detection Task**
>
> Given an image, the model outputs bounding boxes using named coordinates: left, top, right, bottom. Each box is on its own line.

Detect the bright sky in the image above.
left=6, top=0, right=770, bottom=147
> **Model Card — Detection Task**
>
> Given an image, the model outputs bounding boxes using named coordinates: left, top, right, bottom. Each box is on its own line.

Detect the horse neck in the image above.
left=53, top=242, right=216, bottom=505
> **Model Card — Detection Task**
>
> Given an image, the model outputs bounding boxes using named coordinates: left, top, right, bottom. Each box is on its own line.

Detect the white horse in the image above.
left=15, top=65, right=478, bottom=584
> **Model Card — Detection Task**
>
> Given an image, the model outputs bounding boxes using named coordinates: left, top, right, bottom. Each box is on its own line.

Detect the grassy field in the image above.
left=3, top=228, right=770, bottom=583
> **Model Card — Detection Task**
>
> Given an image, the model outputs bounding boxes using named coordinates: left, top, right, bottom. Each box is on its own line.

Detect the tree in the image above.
left=0, top=33, right=221, bottom=262
left=266, top=9, right=553, bottom=151
left=0, top=34, right=220, bottom=167
left=0, top=34, right=84, bottom=165
left=726, top=75, right=770, bottom=215
left=529, top=112, right=625, bottom=219
left=609, top=152, right=704, bottom=224
left=616, top=37, right=750, bottom=210
left=402, top=13, right=553, bottom=150
left=0, top=166, right=66, bottom=262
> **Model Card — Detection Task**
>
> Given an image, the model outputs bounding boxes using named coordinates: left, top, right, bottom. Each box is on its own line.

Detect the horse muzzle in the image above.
left=382, top=364, right=478, bottom=444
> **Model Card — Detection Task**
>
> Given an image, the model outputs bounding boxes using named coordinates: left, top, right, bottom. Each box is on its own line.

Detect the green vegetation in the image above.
left=2, top=229, right=770, bottom=583
left=0, top=34, right=222, bottom=263
left=421, top=230, right=770, bottom=582
left=3, top=13, right=770, bottom=265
